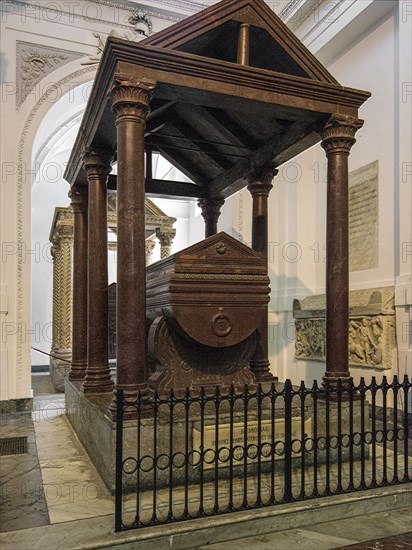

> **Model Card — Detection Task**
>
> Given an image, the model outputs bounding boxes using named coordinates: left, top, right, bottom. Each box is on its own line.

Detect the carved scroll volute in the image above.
left=320, top=114, right=364, bottom=156
left=110, top=73, right=156, bottom=122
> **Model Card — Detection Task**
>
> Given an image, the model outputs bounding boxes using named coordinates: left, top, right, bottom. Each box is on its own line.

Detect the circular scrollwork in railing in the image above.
left=122, top=457, right=138, bottom=475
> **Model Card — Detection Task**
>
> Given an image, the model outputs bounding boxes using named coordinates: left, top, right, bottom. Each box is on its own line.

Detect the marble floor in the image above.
left=0, top=372, right=411, bottom=550
left=197, top=508, right=412, bottom=549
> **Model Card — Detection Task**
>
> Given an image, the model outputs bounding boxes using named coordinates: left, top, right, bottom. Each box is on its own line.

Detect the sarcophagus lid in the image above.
left=146, top=232, right=270, bottom=348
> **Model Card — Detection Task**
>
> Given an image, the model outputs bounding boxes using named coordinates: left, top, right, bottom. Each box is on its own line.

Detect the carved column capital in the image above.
left=198, top=197, right=224, bottom=221
left=156, top=227, right=176, bottom=259
left=247, top=163, right=278, bottom=195
left=110, top=73, right=156, bottom=122
left=198, top=196, right=225, bottom=237
left=82, top=147, right=113, bottom=179
left=69, top=185, right=88, bottom=213
left=56, top=223, right=74, bottom=241
left=320, top=114, right=364, bottom=156
left=156, top=227, right=175, bottom=247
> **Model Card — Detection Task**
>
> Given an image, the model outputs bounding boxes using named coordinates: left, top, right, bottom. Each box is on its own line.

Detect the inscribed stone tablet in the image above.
left=349, top=161, right=379, bottom=272
left=193, top=418, right=311, bottom=469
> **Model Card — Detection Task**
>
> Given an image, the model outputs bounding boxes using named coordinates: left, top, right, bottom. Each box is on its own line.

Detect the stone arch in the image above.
left=15, top=60, right=96, bottom=392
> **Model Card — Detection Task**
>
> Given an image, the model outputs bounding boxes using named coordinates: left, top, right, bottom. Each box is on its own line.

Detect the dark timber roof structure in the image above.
left=64, top=0, right=370, bottom=198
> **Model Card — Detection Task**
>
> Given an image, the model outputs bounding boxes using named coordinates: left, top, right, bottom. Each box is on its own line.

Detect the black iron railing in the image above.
left=115, top=376, right=411, bottom=531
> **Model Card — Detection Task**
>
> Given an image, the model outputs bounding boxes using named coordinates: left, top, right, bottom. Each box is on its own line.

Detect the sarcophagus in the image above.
left=146, top=232, right=270, bottom=394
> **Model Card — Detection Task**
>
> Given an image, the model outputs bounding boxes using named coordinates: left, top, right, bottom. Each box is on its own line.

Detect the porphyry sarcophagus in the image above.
left=146, top=232, right=270, bottom=393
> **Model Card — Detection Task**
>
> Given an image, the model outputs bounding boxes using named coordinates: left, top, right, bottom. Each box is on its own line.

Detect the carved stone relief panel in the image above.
left=293, top=287, right=397, bottom=370
left=16, top=42, right=84, bottom=108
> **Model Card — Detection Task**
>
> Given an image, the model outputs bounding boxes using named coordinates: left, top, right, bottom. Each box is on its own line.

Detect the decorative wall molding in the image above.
left=16, top=42, right=84, bottom=109
left=16, top=65, right=97, bottom=378
left=4, top=0, right=182, bottom=28
left=300, top=0, right=344, bottom=42
left=280, top=0, right=326, bottom=32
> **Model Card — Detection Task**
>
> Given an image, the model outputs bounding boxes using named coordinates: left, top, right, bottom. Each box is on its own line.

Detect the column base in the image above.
left=81, top=371, right=114, bottom=394
left=322, top=371, right=353, bottom=388
left=249, top=360, right=276, bottom=383
left=321, top=372, right=358, bottom=400
left=108, top=383, right=150, bottom=420
left=68, top=361, right=87, bottom=381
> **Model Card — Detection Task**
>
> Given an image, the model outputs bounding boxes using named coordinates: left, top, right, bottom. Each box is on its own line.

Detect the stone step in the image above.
left=0, top=484, right=410, bottom=550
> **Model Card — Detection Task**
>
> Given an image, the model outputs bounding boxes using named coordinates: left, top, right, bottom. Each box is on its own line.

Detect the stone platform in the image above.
left=50, top=359, right=70, bottom=392
left=65, top=380, right=368, bottom=495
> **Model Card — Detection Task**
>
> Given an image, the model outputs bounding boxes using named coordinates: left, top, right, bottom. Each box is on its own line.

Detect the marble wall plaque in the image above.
left=349, top=161, right=379, bottom=272
left=193, top=417, right=311, bottom=469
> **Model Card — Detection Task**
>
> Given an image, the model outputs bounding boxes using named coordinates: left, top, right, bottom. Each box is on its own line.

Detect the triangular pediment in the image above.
left=142, top=0, right=337, bottom=83
left=176, top=231, right=262, bottom=261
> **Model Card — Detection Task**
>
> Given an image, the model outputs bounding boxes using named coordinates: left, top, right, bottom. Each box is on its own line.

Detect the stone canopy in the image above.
left=64, top=0, right=370, bottom=199
left=63, top=0, right=371, bottom=414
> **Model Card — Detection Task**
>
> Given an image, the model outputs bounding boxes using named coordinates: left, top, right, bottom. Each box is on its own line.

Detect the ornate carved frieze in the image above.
left=16, top=42, right=84, bottom=108
left=107, top=193, right=176, bottom=234
left=293, top=287, right=397, bottom=370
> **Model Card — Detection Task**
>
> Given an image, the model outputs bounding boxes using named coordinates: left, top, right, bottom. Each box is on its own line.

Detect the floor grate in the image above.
left=0, top=436, right=28, bottom=456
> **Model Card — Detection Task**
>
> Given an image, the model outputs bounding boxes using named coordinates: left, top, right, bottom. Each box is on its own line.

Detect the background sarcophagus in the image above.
left=293, top=287, right=397, bottom=370
left=146, top=232, right=270, bottom=393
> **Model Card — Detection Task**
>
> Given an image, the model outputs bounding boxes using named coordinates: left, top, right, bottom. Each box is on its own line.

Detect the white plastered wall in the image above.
left=231, top=5, right=412, bottom=388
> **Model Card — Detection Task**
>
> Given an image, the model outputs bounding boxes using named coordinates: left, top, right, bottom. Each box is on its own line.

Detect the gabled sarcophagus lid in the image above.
left=146, top=232, right=270, bottom=349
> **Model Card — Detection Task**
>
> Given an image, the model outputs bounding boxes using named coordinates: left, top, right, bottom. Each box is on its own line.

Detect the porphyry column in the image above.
left=198, top=197, right=225, bottom=238
left=68, top=185, right=88, bottom=381
left=109, top=74, right=156, bottom=415
left=247, top=163, right=278, bottom=382
left=320, top=114, right=363, bottom=386
left=81, top=148, right=114, bottom=393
